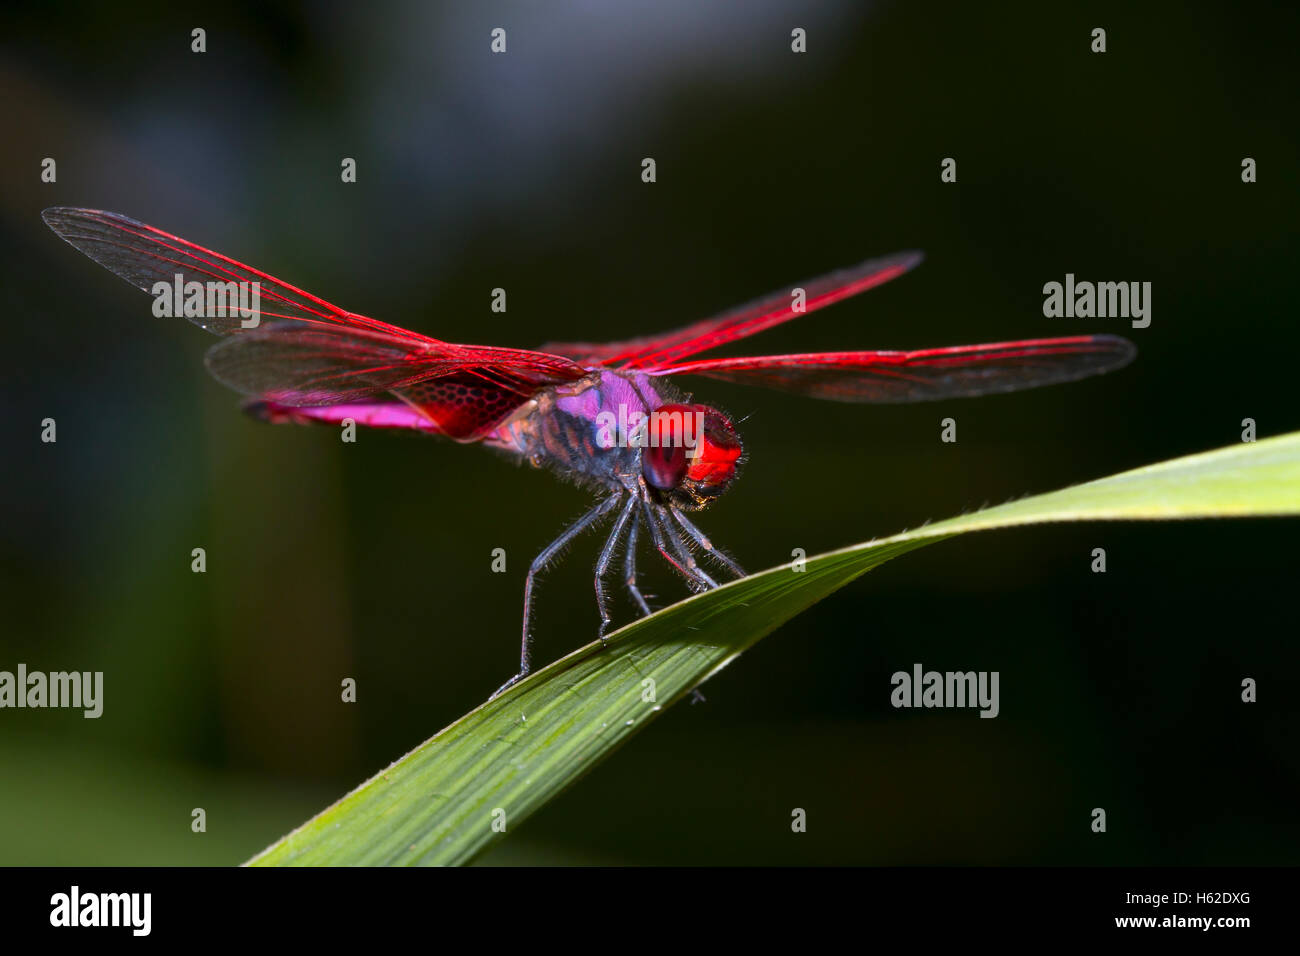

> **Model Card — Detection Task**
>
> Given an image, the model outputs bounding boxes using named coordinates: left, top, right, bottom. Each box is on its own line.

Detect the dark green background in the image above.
left=2, top=1, right=1296, bottom=864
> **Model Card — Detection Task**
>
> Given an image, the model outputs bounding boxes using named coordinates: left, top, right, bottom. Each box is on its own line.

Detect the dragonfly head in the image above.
left=641, top=403, right=743, bottom=510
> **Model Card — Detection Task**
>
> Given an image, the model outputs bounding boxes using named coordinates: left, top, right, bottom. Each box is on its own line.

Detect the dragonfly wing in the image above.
left=205, top=323, right=588, bottom=439
left=539, top=251, right=923, bottom=369
left=42, top=206, right=427, bottom=340
left=45, top=207, right=590, bottom=439
left=648, top=335, right=1136, bottom=403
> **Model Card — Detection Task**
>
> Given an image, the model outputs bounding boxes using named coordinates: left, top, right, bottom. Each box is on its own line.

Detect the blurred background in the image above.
left=2, top=0, right=1297, bottom=865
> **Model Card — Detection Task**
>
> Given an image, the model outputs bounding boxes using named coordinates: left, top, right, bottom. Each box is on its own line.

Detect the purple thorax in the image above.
left=555, top=370, right=665, bottom=422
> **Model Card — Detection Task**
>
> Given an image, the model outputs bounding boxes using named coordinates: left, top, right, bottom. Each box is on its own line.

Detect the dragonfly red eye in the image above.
left=643, top=403, right=742, bottom=497
left=642, top=404, right=692, bottom=490
left=684, top=406, right=743, bottom=490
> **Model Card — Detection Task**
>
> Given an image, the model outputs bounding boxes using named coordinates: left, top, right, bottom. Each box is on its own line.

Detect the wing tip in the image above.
left=42, top=205, right=95, bottom=221
left=41, top=206, right=78, bottom=234
left=1087, top=333, right=1138, bottom=369
left=42, top=206, right=122, bottom=240
left=863, top=249, right=924, bottom=276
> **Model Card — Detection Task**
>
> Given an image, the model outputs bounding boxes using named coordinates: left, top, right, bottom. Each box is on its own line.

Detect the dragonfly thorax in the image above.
left=493, top=371, right=742, bottom=511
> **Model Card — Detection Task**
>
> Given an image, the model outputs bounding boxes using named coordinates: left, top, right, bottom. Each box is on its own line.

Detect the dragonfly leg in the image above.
left=491, top=493, right=621, bottom=700
left=594, top=494, right=638, bottom=643
left=670, top=508, right=747, bottom=579
left=659, top=505, right=719, bottom=589
left=638, top=487, right=716, bottom=592
left=623, top=511, right=652, bottom=617
left=638, top=496, right=702, bottom=589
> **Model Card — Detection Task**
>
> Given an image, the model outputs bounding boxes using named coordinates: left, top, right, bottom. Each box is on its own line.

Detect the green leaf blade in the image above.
left=248, top=431, right=1300, bottom=866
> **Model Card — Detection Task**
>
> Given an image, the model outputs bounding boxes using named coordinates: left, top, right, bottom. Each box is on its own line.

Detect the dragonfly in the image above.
left=43, top=207, right=1136, bottom=696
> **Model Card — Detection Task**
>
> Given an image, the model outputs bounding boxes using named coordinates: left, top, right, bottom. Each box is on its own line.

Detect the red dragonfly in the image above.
left=43, top=207, right=1135, bottom=695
